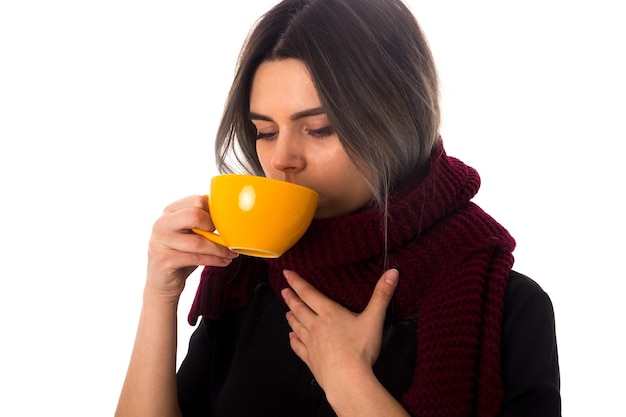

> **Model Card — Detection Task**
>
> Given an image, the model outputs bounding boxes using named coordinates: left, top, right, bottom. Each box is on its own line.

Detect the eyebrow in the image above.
left=249, top=107, right=326, bottom=122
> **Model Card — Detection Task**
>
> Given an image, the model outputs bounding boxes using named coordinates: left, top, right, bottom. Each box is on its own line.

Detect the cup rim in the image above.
left=213, top=174, right=319, bottom=196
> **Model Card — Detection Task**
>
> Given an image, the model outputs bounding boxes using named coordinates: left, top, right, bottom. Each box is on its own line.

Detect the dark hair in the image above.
left=215, top=0, right=441, bottom=205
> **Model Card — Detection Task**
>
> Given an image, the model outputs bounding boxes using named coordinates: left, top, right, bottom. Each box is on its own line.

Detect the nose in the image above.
left=270, top=132, right=305, bottom=176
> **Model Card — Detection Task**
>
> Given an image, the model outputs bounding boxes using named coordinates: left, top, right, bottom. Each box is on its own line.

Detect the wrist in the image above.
left=324, top=365, right=410, bottom=417
left=322, top=362, right=376, bottom=405
left=142, top=286, right=181, bottom=310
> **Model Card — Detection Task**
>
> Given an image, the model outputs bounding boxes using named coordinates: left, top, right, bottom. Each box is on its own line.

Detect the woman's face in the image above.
left=251, top=59, right=373, bottom=219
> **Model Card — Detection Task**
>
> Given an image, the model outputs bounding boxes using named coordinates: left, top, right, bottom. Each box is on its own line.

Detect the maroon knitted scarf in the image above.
left=189, top=145, right=515, bottom=417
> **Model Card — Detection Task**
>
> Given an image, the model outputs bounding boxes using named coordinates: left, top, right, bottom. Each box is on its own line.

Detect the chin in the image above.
left=313, top=207, right=333, bottom=219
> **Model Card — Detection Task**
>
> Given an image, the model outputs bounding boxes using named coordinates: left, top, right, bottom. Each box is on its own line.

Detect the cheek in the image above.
left=255, top=142, right=272, bottom=174
left=315, top=170, right=374, bottom=217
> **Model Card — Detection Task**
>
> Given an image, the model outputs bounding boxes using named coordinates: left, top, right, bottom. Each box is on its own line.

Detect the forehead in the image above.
left=249, top=59, right=322, bottom=114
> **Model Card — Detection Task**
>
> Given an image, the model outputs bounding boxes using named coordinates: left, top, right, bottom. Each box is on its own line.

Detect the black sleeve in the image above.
left=176, top=319, right=214, bottom=416
left=499, top=271, right=561, bottom=416
left=176, top=309, right=245, bottom=417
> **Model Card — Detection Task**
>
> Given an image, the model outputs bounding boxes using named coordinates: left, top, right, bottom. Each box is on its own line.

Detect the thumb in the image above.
left=364, top=269, right=399, bottom=318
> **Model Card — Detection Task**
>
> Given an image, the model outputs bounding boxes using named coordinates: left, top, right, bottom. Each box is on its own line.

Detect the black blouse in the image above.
left=177, top=271, right=561, bottom=416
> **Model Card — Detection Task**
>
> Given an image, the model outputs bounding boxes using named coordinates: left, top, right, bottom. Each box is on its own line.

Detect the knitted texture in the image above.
left=188, top=144, right=515, bottom=417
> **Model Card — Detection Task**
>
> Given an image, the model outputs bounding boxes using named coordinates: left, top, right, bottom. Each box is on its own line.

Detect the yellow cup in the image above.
left=192, top=174, right=319, bottom=258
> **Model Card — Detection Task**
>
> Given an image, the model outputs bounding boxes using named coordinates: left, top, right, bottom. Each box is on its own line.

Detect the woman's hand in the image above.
left=116, top=194, right=239, bottom=417
left=281, top=269, right=399, bottom=393
left=146, top=195, right=239, bottom=303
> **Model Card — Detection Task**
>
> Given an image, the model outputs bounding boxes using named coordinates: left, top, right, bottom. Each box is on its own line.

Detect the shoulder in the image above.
left=504, top=270, right=554, bottom=317
left=506, top=270, right=550, bottom=297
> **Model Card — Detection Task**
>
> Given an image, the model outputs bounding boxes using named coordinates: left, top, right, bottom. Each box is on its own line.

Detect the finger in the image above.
left=151, top=209, right=236, bottom=260
left=283, top=269, right=328, bottom=314
left=156, top=231, right=237, bottom=260
left=281, top=287, right=318, bottom=328
left=153, top=247, right=234, bottom=269
left=288, top=331, right=310, bottom=366
left=363, top=269, right=399, bottom=319
left=156, top=205, right=216, bottom=235
left=163, top=195, right=208, bottom=213
left=285, top=310, right=310, bottom=342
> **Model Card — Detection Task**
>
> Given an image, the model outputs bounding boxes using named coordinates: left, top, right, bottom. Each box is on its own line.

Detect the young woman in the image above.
left=115, top=0, right=561, bottom=416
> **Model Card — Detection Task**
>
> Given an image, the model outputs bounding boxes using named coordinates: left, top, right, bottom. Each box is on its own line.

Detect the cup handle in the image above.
left=191, top=228, right=227, bottom=247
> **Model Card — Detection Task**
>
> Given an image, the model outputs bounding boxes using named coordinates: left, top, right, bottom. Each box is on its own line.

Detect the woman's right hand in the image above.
left=145, top=195, right=239, bottom=303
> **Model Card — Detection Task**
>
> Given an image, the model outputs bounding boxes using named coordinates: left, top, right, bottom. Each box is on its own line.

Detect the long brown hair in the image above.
left=215, top=0, right=441, bottom=206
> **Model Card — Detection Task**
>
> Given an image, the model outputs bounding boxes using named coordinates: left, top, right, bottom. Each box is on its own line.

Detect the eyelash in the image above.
left=307, top=126, right=334, bottom=138
left=255, top=126, right=334, bottom=140
left=255, top=131, right=276, bottom=140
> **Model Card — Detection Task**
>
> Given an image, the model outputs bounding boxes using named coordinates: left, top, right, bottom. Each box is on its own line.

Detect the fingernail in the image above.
left=385, top=269, right=399, bottom=286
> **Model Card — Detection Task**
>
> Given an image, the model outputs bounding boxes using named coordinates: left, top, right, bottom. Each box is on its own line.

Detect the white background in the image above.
left=1, top=1, right=624, bottom=415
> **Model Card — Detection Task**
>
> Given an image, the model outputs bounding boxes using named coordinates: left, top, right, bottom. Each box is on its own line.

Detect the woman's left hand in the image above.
left=281, top=268, right=399, bottom=392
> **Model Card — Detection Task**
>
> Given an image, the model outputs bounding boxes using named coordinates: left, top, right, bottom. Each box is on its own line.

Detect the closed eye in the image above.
left=307, top=126, right=334, bottom=138
left=255, top=131, right=277, bottom=140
